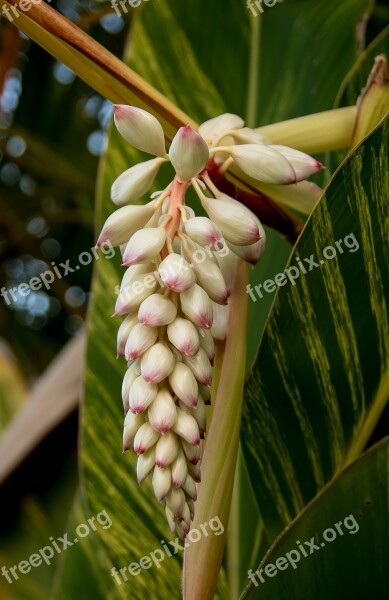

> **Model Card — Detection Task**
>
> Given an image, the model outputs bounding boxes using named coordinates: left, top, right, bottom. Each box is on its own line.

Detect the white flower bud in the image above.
left=168, top=362, right=198, bottom=408
left=198, top=384, right=211, bottom=405
left=114, top=105, right=167, bottom=157
left=188, top=461, right=201, bottom=483
left=173, top=410, right=200, bottom=446
left=138, top=294, right=177, bottom=326
left=96, top=202, right=157, bottom=248
left=230, top=144, right=296, bottom=184
left=123, top=411, right=145, bottom=451
left=182, top=474, right=197, bottom=501
left=192, top=395, right=206, bottom=433
left=228, top=236, right=266, bottom=265
left=125, top=323, right=158, bottom=361
left=201, top=194, right=262, bottom=246
left=198, top=328, right=215, bottom=364
left=111, top=158, right=166, bottom=206
left=210, top=301, right=229, bottom=340
left=148, top=389, right=177, bottom=433
left=183, top=348, right=212, bottom=387
left=152, top=465, right=171, bottom=501
left=187, top=498, right=195, bottom=520
left=165, top=487, right=186, bottom=517
left=134, top=422, right=160, bottom=455
left=117, top=313, right=138, bottom=357
left=155, top=431, right=180, bottom=467
left=176, top=517, right=190, bottom=540
left=141, top=342, right=176, bottom=384
left=192, top=255, right=229, bottom=304
left=270, top=145, right=323, bottom=181
left=137, top=447, right=156, bottom=483
left=158, top=253, right=195, bottom=292
left=165, top=506, right=176, bottom=533
left=184, top=217, right=223, bottom=246
left=232, top=127, right=269, bottom=145
left=198, top=113, right=244, bottom=144
left=171, top=449, right=188, bottom=488
left=180, top=284, right=213, bottom=329
left=169, top=126, right=209, bottom=183
left=122, top=227, right=166, bottom=266
left=122, top=361, right=140, bottom=413
left=167, top=317, right=200, bottom=357
left=181, top=439, right=201, bottom=464
left=129, top=375, right=158, bottom=414
left=120, top=263, right=154, bottom=291
left=114, top=273, right=159, bottom=316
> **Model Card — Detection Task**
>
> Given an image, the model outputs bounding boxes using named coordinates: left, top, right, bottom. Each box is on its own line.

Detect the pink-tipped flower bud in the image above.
left=152, top=465, right=171, bottom=501
left=114, top=273, right=159, bottom=316
left=167, top=317, right=200, bottom=357
left=96, top=202, right=157, bottom=248
left=230, top=144, right=296, bottom=184
left=188, top=461, right=201, bottom=483
left=183, top=348, right=212, bottom=387
left=114, top=105, right=167, bottom=157
left=171, top=449, right=188, bottom=488
left=155, top=431, right=180, bottom=467
left=169, top=126, right=209, bottom=183
left=125, top=323, right=158, bottom=361
left=158, top=253, right=195, bottom=292
left=198, top=384, right=211, bottom=405
left=137, top=447, right=156, bottom=483
left=148, top=389, right=177, bottom=434
left=180, top=284, right=213, bottom=329
left=134, top=422, right=160, bottom=455
left=182, top=474, right=197, bottom=501
left=122, top=361, right=140, bottom=413
left=138, top=294, right=177, bottom=326
left=122, top=227, right=166, bottom=266
left=173, top=410, right=200, bottom=446
left=181, top=439, right=201, bottom=464
left=201, top=194, right=262, bottom=246
left=192, top=395, right=206, bottom=434
left=141, top=342, right=176, bottom=384
left=198, top=327, right=215, bottom=364
left=270, top=145, right=323, bottom=181
left=117, top=313, right=138, bottom=357
left=184, top=217, right=223, bottom=246
left=165, top=487, right=186, bottom=517
left=227, top=236, right=266, bottom=266
left=192, top=255, right=229, bottom=304
left=123, top=411, right=145, bottom=451
left=111, top=158, right=166, bottom=206
left=168, top=362, right=198, bottom=408
left=129, top=376, right=158, bottom=414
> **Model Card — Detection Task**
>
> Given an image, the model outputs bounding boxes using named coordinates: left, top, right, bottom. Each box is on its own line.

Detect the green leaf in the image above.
left=242, top=115, right=389, bottom=540
left=241, top=436, right=389, bottom=599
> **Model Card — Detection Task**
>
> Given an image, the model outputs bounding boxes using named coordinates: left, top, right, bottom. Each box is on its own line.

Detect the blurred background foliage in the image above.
left=0, top=1, right=388, bottom=599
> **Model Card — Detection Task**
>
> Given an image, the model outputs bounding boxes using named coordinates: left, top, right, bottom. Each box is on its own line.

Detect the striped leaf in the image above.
left=242, top=115, right=389, bottom=539
left=241, top=437, right=389, bottom=599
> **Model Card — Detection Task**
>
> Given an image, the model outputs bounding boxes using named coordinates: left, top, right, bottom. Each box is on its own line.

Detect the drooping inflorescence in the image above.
left=96, top=107, right=322, bottom=538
